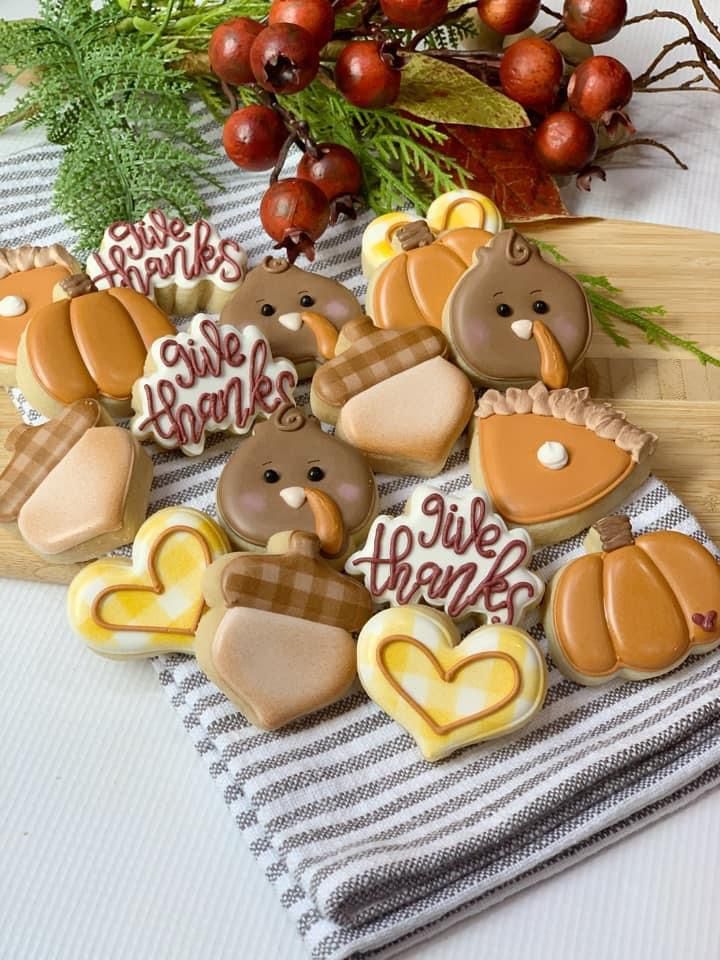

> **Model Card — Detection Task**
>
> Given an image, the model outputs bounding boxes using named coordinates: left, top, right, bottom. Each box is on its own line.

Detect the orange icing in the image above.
left=0, top=264, right=71, bottom=364
left=478, top=414, right=634, bottom=524
left=533, top=319, right=570, bottom=389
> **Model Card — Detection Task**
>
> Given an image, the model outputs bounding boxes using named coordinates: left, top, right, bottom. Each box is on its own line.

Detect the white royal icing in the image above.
left=278, top=312, right=303, bottom=331
left=130, top=315, right=298, bottom=457
left=536, top=441, right=569, bottom=470
left=511, top=319, right=533, bottom=340
left=86, top=209, right=247, bottom=298
left=279, top=486, right=306, bottom=509
left=346, top=485, right=544, bottom=623
left=0, top=295, right=27, bottom=317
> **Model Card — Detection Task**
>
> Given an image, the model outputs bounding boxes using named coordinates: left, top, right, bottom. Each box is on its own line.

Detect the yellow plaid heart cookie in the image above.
left=357, top=605, right=547, bottom=761
left=67, top=507, right=230, bottom=658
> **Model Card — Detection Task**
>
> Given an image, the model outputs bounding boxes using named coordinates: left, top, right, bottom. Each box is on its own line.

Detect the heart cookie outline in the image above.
left=377, top=634, right=522, bottom=735
left=68, top=506, right=230, bottom=658
left=357, top=605, right=547, bottom=761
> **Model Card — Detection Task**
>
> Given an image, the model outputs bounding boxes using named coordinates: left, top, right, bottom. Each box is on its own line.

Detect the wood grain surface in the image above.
left=2, top=216, right=719, bottom=583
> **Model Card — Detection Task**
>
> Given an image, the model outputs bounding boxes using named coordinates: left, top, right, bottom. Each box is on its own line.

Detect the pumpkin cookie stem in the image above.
left=593, top=515, right=635, bottom=553
left=394, top=220, right=434, bottom=252
left=57, top=273, right=97, bottom=300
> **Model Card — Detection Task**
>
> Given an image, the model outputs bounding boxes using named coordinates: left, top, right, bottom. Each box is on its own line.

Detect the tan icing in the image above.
left=18, top=426, right=136, bottom=555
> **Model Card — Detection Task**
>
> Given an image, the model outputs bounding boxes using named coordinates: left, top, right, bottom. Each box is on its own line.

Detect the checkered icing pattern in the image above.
left=0, top=399, right=101, bottom=522
left=356, top=605, right=547, bottom=762
left=221, top=552, right=372, bottom=632
left=67, top=507, right=230, bottom=658
left=313, top=319, right=447, bottom=407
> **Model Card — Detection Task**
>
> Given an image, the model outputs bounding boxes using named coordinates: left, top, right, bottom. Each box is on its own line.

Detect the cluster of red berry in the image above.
left=209, top=0, right=634, bottom=259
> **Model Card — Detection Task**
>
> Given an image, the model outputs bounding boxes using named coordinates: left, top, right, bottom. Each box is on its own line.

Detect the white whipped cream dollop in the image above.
left=537, top=441, right=569, bottom=470
left=0, top=295, right=27, bottom=317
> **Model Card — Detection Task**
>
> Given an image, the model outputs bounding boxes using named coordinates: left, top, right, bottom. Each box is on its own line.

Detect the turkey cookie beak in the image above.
left=279, top=486, right=306, bottom=509
left=277, top=310, right=339, bottom=360
left=511, top=319, right=533, bottom=340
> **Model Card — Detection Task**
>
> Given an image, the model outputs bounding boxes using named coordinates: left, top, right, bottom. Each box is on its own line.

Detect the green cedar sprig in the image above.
left=535, top=239, right=720, bottom=367
left=0, top=0, right=216, bottom=251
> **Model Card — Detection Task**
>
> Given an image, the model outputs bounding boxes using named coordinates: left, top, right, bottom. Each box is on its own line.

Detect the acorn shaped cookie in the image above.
left=195, top=531, right=372, bottom=729
left=544, top=515, right=720, bottom=685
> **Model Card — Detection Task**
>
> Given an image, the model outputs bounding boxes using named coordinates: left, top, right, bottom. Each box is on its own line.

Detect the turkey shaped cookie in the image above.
left=220, top=256, right=363, bottom=379
left=0, top=244, right=81, bottom=386
left=544, top=515, right=720, bottom=685
left=195, top=531, right=372, bottom=729
left=443, top=229, right=592, bottom=388
left=216, top=403, right=378, bottom=567
left=471, top=383, right=657, bottom=545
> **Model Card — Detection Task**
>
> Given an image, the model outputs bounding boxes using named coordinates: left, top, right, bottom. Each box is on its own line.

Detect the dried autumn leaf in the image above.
left=435, top=124, right=569, bottom=221
left=396, top=54, right=528, bottom=129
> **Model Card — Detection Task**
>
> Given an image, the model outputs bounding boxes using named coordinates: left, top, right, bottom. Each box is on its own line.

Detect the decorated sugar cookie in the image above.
left=346, top=485, right=544, bottom=623
left=0, top=399, right=106, bottom=524
left=0, top=244, right=81, bottom=386
left=310, top=316, right=474, bottom=477
left=67, top=507, right=230, bottom=658
left=364, top=216, right=493, bottom=331
left=443, top=229, right=593, bottom=388
left=544, top=515, right=720, bottom=685
left=195, top=530, right=372, bottom=729
left=130, top=314, right=297, bottom=456
left=220, top=256, right=363, bottom=379
left=216, top=403, right=378, bottom=567
left=357, top=605, right=547, bottom=761
left=86, top=209, right=247, bottom=315
left=16, top=425, right=153, bottom=563
left=471, top=383, right=657, bottom=544
left=15, top=272, right=174, bottom=419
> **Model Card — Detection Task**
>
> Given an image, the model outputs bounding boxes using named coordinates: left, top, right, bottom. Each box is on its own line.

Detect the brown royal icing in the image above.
left=0, top=245, right=78, bottom=365
left=26, top=280, right=173, bottom=404
left=216, top=404, right=377, bottom=553
left=552, top=516, right=720, bottom=677
left=474, top=383, right=657, bottom=524
left=220, top=256, right=362, bottom=367
left=445, top=229, right=592, bottom=385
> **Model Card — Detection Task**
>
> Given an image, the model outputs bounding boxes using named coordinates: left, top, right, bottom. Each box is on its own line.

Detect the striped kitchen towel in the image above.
left=3, top=114, right=720, bottom=960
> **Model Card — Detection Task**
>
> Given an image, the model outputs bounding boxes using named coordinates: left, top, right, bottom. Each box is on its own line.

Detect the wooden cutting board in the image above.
left=2, top=216, right=719, bottom=584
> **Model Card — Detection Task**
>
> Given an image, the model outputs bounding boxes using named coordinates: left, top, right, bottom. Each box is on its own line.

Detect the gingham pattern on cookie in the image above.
left=0, top=398, right=101, bottom=522
left=313, top=317, right=447, bottom=408
left=221, top=535, right=372, bottom=631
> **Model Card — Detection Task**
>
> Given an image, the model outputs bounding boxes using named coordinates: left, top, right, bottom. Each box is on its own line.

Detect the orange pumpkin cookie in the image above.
left=363, top=216, right=492, bottom=331
left=195, top=531, right=370, bottom=729
left=310, top=316, right=475, bottom=477
left=0, top=244, right=81, bottom=386
left=15, top=272, right=174, bottom=418
left=443, top=229, right=593, bottom=388
left=544, top=515, right=720, bottom=685
left=471, top=383, right=657, bottom=545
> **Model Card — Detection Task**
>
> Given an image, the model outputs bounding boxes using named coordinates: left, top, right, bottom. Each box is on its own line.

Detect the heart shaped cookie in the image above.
left=357, top=605, right=547, bottom=761
left=67, top=507, right=230, bottom=658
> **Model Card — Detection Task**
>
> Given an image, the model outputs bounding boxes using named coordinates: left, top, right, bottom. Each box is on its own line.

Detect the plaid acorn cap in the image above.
left=0, top=399, right=102, bottom=523
left=313, top=317, right=447, bottom=409
left=220, top=531, right=372, bottom=632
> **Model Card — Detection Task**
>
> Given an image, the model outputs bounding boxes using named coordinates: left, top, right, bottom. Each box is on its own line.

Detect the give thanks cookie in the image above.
left=216, top=404, right=378, bottom=566
left=357, top=605, right=547, bottom=761
left=346, top=485, right=544, bottom=624
left=195, top=531, right=371, bottom=729
left=443, top=229, right=592, bottom=388
left=220, top=256, right=363, bottom=379
left=310, top=317, right=474, bottom=477
left=471, top=383, right=657, bottom=544
left=544, top=515, right=720, bottom=685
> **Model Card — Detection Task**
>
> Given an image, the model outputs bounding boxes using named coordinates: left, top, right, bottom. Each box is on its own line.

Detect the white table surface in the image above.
left=2, top=2, right=720, bottom=958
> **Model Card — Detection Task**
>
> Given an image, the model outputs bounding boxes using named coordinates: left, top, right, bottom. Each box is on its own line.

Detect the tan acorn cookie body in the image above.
left=544, top=515, right=720, bottom=684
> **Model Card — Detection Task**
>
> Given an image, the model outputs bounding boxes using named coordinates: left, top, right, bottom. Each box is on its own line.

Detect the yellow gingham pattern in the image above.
left=425, top=189, right=504, bottom=235
left=67, top=507, right=229, bottom=658
left=357, top=605, right=547, bottom=762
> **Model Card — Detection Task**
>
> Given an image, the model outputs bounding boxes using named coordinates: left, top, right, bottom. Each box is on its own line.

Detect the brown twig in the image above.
left=540, top=4, right=562, bottom=19
left=691, top=0, right=720, bottom=45
left=627, top=9, right=720, bottom=91
left=220, top=79, right=237, bottom=113
left=598, top=137, right=689, bottom=170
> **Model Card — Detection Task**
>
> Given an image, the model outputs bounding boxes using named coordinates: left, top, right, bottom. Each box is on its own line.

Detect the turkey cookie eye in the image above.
left=261, top=303, right=275, bottom=316
left=307, top=465, right=325, bottom=482
left=263, top=468, right=280, bottom=483
left=299, top=293, right=315, bottom=308
left=533, top=300, right=550, bottom=314
left=496, top=303, right=513, bottom=318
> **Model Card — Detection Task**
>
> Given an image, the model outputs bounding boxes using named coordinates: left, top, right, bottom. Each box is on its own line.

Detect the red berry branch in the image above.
left=204, top=0, right=719, bottom=259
